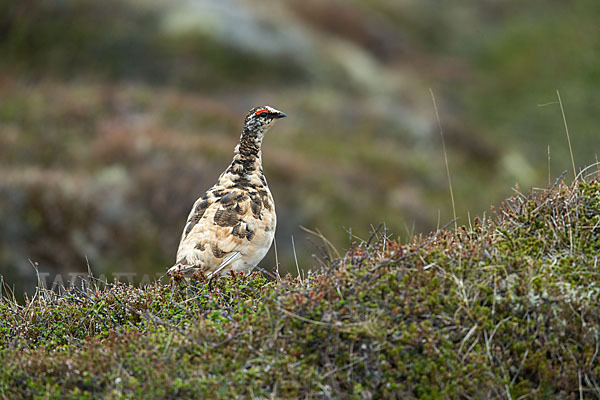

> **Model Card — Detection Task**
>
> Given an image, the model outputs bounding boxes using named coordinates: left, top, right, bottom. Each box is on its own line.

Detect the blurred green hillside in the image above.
left=1, top=0, right=599, bottom=295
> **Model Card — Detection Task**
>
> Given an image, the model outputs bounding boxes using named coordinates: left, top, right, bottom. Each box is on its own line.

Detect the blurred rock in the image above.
left=1, top=0, right=598, bottom=297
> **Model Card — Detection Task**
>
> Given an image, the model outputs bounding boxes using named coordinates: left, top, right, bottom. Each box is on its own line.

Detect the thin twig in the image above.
left=365, top=222, right=384, bottom=248
left=291, top=236, right=302, bottom=282
left=556, top=90, right=577, bottom=182
left=575, top=162, right=600, bottom=182
left=274, top=301, right=335, bottom=327
left=547, top=145, right=551, bottom=187
left=299, top=225, right=341, bottom=259
left=322, top=356, right=369, bottom=379
left=430, top=88, right=457, bottom=231
left=273, top=237, right=280, bottom=280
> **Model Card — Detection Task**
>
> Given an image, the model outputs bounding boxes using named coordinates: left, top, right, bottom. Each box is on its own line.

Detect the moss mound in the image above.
left=1, top=179, right=599, bottom=398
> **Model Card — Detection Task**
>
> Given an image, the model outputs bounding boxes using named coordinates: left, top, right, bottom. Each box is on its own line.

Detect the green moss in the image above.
left=1, top=179, right=600, bottom=398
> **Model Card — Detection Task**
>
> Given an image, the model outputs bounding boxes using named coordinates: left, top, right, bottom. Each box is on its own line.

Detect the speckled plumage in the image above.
left=168, top=106, right=286, bottom=277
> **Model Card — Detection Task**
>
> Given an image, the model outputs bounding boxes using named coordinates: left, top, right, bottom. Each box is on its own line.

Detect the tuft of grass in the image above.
left=1, top=177, right=600, bottom=398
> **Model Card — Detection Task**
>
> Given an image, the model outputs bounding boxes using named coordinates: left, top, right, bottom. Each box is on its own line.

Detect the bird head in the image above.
left=244, top=106, right=287, bottom=133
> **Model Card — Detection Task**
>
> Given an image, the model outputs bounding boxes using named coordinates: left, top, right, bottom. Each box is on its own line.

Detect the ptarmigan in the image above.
left=168, top=106, right=286, bottom=278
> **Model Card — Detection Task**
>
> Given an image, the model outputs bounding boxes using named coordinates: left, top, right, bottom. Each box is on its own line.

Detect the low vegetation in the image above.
left=1, top=176, right=599, bottom=398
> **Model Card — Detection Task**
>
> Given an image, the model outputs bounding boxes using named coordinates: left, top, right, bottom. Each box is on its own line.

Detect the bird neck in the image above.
left=238, top=125, right=265, bottom=158
left=229, top=126, right=265, bottom=175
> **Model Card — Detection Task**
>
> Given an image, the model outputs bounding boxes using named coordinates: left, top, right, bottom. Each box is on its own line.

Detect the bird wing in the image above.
left=208, top=251, right=242, bottom=277
left=175, top=186, right=269, bottom=274
left=168, top=251, right=241, bottom=277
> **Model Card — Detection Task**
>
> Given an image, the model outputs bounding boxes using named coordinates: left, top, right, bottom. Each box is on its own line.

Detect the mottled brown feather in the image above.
left=169, top=106, right=284, bottom=277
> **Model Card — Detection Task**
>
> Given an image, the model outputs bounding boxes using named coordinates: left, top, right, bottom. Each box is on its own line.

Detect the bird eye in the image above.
left=255, top=109, right=269, bottom=117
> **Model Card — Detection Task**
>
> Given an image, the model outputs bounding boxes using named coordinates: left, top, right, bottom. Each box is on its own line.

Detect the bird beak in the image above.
left=273, top=111, right=287, bottom=119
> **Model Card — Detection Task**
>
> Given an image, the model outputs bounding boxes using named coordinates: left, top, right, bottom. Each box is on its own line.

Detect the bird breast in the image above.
left=175, top=169, right=276, bottom=274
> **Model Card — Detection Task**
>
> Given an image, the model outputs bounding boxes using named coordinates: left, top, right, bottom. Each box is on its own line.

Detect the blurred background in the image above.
left=1, top=0, right=599, bottom=296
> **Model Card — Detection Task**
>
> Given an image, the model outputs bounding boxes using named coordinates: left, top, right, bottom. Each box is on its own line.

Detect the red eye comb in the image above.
left=255, top=109, right=269, bottom=115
